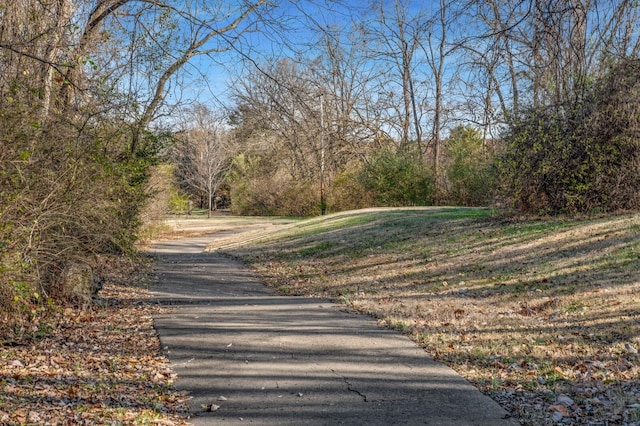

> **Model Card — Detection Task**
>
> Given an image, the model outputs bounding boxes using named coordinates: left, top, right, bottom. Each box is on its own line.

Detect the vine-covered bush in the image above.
left=229, top=154, right=320, bottom=216
left=328, top=165, right=373, bottom=212
left=497, top=58, right=640, bottom=214
left=0, top=98, right=155, bottom=339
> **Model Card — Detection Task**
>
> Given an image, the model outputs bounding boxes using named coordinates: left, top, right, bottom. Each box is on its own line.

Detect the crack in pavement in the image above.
left=332, top=370, right=367, bottom=402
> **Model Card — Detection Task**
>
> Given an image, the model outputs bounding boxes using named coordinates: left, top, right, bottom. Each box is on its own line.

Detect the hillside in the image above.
left=218, top=207, right=640, bottom=425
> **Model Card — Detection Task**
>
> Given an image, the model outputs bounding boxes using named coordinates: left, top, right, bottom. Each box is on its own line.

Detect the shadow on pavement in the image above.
left=151, top=239, right=517, bottom=426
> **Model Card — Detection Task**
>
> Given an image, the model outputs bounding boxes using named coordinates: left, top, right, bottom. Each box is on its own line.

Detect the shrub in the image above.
left=359, top=149, right=434, bottom=207
left=328, top=165, right=373, bottom=212
left=444, top=126, right=495, bottom=206
left=0, top=98, right=155, bottom=337
left=497, top=58, right=640, bottom=215
left=228, top=154, right=320, bottom=216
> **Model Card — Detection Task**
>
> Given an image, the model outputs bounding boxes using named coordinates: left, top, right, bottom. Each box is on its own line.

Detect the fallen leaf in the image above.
left=624, top=343, right=638, bottom=354
left=556, top=394, right=575, bottom=407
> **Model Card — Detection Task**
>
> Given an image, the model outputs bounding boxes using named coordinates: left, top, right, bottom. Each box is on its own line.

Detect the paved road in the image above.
left=151, top=234, right=518, bottom=425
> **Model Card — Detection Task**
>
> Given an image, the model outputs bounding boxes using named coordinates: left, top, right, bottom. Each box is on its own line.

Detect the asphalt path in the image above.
left=150, top=233, right=518, bottom=425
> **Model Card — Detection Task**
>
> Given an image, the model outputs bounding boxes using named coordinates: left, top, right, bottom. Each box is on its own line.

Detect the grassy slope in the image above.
left=221, top=207, right=640, bottom=425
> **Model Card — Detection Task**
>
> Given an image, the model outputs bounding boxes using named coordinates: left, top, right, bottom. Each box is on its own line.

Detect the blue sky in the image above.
left=171, top=0, right=371, bottom=108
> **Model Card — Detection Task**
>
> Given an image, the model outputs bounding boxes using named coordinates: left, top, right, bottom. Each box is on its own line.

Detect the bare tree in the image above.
left=0, top=0, right=272, bottom=138
left=311, top=28, right=382, bottom=166
left=416, top=0, right=463, bottom=197
left=175, top=104, right=236, bottom=217
left=468, top=0, right=640, bottom=118
left=0, top=0, right=277, bottom=311
left=229, top=24, right=384, bottom=214
left=367, top=0, right=427, bottom=153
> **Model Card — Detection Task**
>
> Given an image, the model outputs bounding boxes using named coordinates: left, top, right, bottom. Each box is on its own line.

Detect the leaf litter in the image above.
left=0, top=256, right=191, bottom=425
left=14, top=211, right=633, bottom=425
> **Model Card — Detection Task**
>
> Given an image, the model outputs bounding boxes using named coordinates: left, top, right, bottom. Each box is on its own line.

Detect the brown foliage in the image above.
left=0, top=280, right=190, bottom=424
left=0, top=89, right=152, bottom=333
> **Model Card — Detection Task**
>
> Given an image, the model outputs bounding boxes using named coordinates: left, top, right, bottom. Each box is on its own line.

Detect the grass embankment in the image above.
left=220, top=207, right=640, bottom=425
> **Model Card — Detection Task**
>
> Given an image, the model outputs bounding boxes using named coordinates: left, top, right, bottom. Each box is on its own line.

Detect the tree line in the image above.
left=180, top=0, right=640, bottom=216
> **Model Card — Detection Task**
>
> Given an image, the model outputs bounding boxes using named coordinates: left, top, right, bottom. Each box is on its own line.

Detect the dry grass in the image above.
left=143, top=215, right=300, bottom=247
left=219, top=207, right=640, bottom=425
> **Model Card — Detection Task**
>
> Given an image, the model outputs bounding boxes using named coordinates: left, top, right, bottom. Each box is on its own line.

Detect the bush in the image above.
left=230, top=173, right=319, bottom=217
left=328, top=165, right=373, bottom=212
left=359, top=149, right=434, bottom=207
left=497, top=58, right=640, bottom=215
left=444, top=126, right=495, bottom=206
left=229, top=154, right=320, bottom=216
left=0, top=98, right=155, bottom=337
